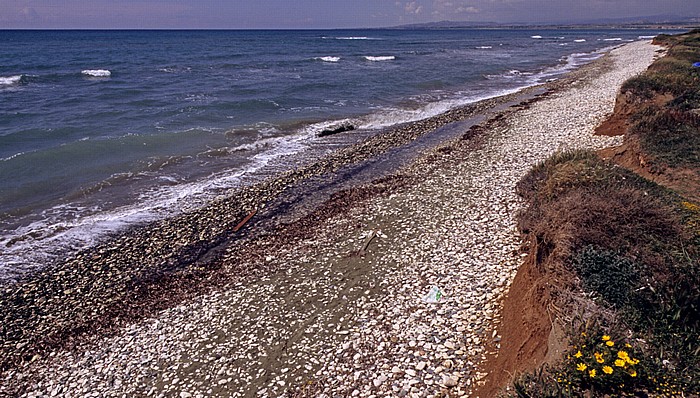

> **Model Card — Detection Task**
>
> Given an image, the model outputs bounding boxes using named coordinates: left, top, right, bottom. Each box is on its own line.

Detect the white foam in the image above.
left=638, top=35, right=657, bottom=39
left=335, top=36, right=371, bottom=40
left=356, top=86, right=524, bottom=132
left=603, top=38, right=623, bottom=41
left=315, top=56, right=341, bottom=63
left=0, top=128, right=317, bottom=284
left=364, top=56, right=395, bottom=62
left=82, top=69, right=111, bottom=77
left=574, top=39, right=587, bottom=43
left=475, top=46, right=492, bottom=49
left=531, top=35, right=543, bottom=39
left=0, top=75, right=23, bottom=85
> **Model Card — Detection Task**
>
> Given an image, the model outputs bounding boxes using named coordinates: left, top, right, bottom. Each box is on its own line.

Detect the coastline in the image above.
left=0, top=40, right=660, bottom=397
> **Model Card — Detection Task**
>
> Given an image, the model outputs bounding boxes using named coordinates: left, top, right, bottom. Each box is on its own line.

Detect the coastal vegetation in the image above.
left=504, top=30, right=700, bottom=397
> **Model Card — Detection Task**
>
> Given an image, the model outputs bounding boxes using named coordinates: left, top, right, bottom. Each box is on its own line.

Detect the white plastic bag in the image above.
left=422, top=286, right=445, bottom=303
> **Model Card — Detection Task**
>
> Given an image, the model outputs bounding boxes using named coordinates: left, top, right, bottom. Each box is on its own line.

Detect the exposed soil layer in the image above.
left=475, top=252, right=553, bottom=397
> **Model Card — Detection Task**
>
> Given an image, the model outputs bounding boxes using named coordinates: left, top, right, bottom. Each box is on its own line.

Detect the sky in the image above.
left=2, top=0, right=699, bottom=29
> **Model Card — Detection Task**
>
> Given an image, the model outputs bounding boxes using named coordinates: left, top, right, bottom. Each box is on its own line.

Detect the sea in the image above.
left=0, top=28, right=675, bottom=283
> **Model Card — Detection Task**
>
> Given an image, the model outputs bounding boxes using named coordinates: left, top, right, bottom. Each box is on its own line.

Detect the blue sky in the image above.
left=2, top=0, right=699, bottom=29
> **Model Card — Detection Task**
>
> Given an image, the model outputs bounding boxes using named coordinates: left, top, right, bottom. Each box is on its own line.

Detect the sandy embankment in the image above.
left=1, top=40, right=659, bottom=398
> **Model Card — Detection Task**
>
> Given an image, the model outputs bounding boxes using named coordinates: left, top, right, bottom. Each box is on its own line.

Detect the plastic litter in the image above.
left=693, top=62, right=700, bottom=68
left=422, top=286, right=445, bottom=303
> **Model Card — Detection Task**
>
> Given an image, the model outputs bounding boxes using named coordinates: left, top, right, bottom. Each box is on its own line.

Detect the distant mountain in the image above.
left=574, top=14, right=700, bottom=25
left=390, top=15, right=700, bottom=30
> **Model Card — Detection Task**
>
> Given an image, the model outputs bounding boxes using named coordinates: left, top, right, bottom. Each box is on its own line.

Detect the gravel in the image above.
left=0, top=40, right=660, bottom=398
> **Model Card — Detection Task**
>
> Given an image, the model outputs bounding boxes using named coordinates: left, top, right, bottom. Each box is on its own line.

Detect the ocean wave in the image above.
left=602, top=38, right=623, bottom=41
left=531, top=35, right=543, bottom=39
left=358, top=88, right=524, bottom=131
left=315, top=56, right=341, bottom=63
left=574, top=39, right=587, bottom=43
left=1, top=151, right=28, bottom=162
left=334, top=36, right=372, bottom=40
left=475, top=46, right=492, bottom=49
left=484, top=48, right=604, bottom=84
left=364, top=56, right=395, bottom=62
left=81, top=69, right=111, bottom=77
left=0, top=75, right=23, bottom=86
left=638, top=35, right=657, bottom=39
left=0, top=128, right=313, bottom=283
left=539, top=50, right=604, bottom=79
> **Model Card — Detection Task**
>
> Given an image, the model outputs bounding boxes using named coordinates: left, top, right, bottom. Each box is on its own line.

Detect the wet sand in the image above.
left=0, top=40, right=660, bottom=398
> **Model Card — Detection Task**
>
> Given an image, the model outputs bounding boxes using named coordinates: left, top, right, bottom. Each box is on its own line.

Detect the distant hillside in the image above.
left=390, top=15, right=700, bottom=30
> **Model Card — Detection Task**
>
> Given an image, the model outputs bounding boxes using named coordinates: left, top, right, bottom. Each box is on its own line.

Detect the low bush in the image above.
left=573, top=246, right=638, bottom=308
left=631, top=105, right=700, bottom=167
left=514, top=151, right=699, bottom=396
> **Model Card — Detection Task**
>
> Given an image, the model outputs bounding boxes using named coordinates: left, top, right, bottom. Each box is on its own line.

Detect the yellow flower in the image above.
left=629, top=369, right=637, bottom=377
left=603, top=366, right=613, bottom=374
left=630, top=358, right=640, bottom=365
left=618, top=351, right=630, bottom=361
left=625, top=343, right=632, bottom=348
left=589, top=369, right=597, bottom=378
left=577, top=363, right=587, bottom=371
left=581, top=332, right=587, bottom=337
left=606, top=341, right=615, bottom=347
left=615, top=359, right=626, bottom=367
left=574, top=351, right=583, bottom=358
left=594, top=352, right=604, bottom=363
left=602, top=335, right=611, bottom=341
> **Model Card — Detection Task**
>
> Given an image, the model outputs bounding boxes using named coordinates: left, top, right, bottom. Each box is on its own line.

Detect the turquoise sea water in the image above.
left=0, top=28, right=675, bottom=281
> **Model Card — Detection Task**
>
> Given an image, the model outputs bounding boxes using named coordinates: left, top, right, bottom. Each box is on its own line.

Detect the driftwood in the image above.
left=318, top=124, right=355, bottom=137
left=233, top=209, right=257, bottom=232
left=359, top=231, right=376, bottom=255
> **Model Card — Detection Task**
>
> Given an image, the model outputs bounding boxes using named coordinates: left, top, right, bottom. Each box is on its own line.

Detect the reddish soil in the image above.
left=476, top=253, right=553, bottom=397
left=594, top=91, right=636, bottom=137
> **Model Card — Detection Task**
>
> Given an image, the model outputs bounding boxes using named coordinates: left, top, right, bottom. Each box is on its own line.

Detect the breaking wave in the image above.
left=315, top=56, right=341, bottom=63
left=81, top=69, right=111, bottom=77
left=0, top=75, right=23, bottom=86
left=364, top=56, right=395, bottom=61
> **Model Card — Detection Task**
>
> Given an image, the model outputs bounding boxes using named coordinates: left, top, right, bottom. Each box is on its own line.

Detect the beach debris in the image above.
left=359, top=230, right=376, bottom=254
left=318, top=124, right=355, bottom=137
left=693, top=62, right=700, bottom=68
left=233, top=209, right=257, bottom=232
left=422, top=285, right=445, bottom=303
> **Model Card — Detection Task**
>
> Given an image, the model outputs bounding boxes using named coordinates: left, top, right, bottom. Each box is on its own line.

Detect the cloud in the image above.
left=457, top=6, right=479, bottom=13
left=404, top=1, right=424, bottom=15
left=431, top=0, right=481, bottom=18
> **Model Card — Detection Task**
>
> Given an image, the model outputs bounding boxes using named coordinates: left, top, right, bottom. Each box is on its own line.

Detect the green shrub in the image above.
left=573, top=246, right=639, bottom=308
left=631, top=107, right=700, bottom=167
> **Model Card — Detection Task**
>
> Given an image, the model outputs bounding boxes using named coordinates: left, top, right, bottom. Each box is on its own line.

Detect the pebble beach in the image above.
left=0, top=40, right=660, bottom=398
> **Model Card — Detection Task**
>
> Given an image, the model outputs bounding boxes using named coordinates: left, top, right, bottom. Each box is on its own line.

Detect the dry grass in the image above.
left=511, top=149, right=699, bottom=396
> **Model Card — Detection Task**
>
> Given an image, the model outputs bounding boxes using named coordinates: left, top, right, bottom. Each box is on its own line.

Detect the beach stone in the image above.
left=442, top=375, right=459, bottom=387
left=373, top=375, right=387, bottom=387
